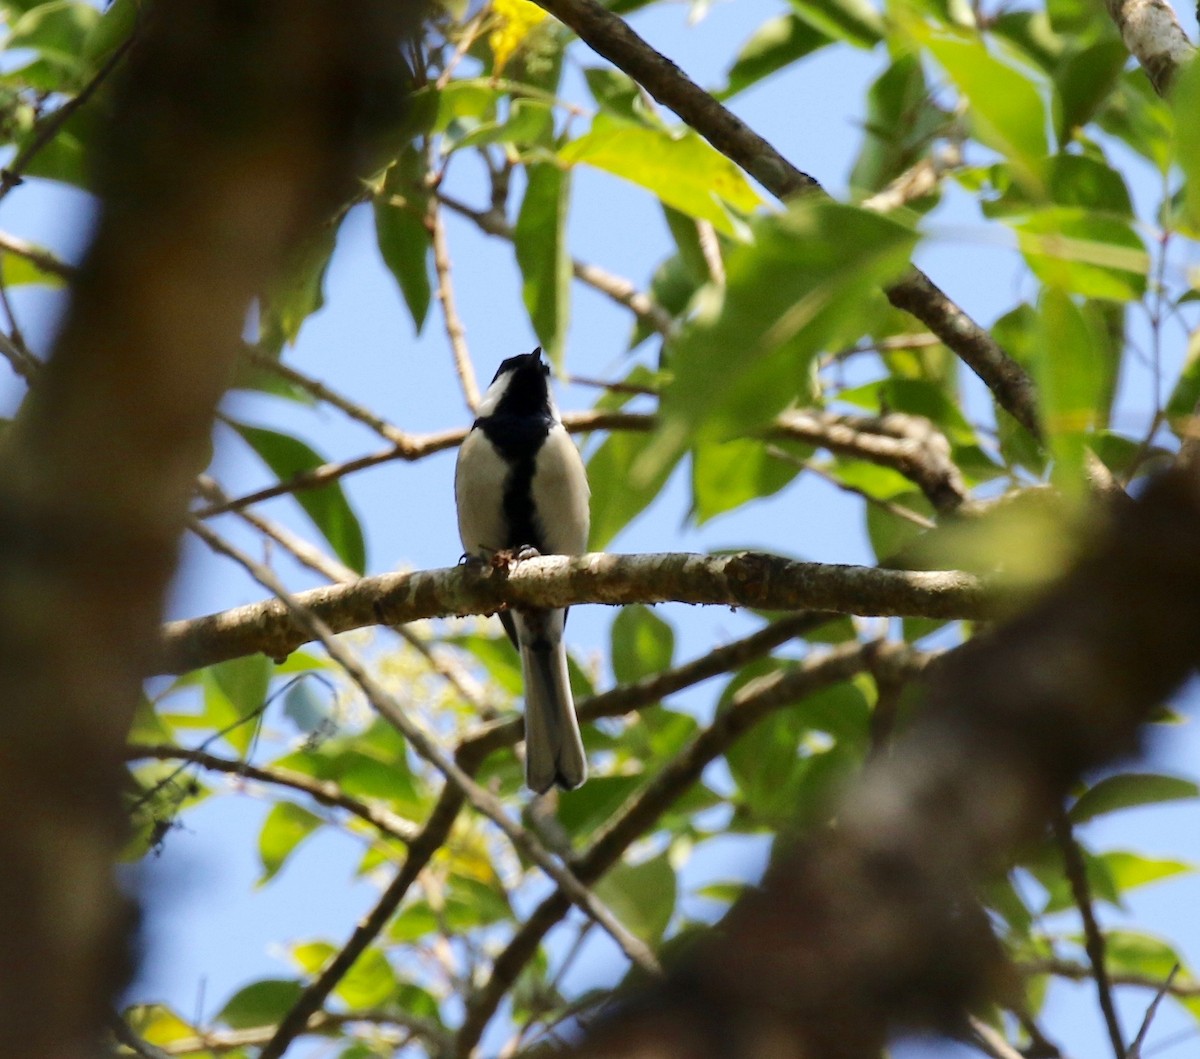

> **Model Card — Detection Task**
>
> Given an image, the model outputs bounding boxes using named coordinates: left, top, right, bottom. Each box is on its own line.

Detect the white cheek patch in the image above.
left=475, top=371, right=513, bottom=418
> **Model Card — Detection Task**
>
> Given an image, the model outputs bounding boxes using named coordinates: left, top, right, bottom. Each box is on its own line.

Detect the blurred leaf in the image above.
left=0, top=245, right=66, bottom=288
left=560, top=113, right=760, bottom=236
left=1015, top=208, right=1147, bottom=300
left=445, top=874, right=514, bottom=931
left=388, top=900, right=439, bottom=943
left=788, top=0, right=882, bottom=48
left=1048, top=154, right=1133, bottom=215
left=293, top=943, right=397, bottom=1009
left=1035, top=287, right=1108, bottom=487
left=259, top=802, right=322, bottom=884
left=451, top=630, right=522, bottom=693
left=1097, top=71, right=1173, bottom=173
left=865, top=489, right=930, bottom=561
left=558, top=774, right=644, bottom=839
left=1174, top=59, right=1200, bottom=229
left=922, top=30, right=1048, bottom=192
left=233, top=422, right=367, bottom=573
left=514, top=163, right=571, bottom=367
left=126, top=1005, right=196, bottom=1046
left=850, top=53, right=946, bottom=195
left=585, top=66, right=653, bottom=123
left=719, top=14, right=830, bottom=99
left=588, top=428, right=681, bottom=549
left=81, top=0, right=138, bottom=65
left=283, top=680, right=329, bottom=735
left=611, top=605, right=674, bottom=684
left=8, top=0, right=100, bottom=87
left=1166, top=329, right=1200, bottom=436
left=374, top=172, right=431, bottom=333
left=692, top=436, right=799, bottom=524
left=211, top=655, right=271, bottom=722
left=260, top=226, right=337, bottom=353
left=218, top=979, right=304, bottom=1029
left=489, top=0, right=548, bottom=73
left=1069, top=773, right=1200, bottom=823
left=1053, top=38, right=1127, bottom=145
left=639, top=201, right=915, bottom=483
left=594, top=851, right=676, bottom=945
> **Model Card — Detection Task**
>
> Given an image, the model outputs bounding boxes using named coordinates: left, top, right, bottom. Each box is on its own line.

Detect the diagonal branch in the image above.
left=453, top=640, right=934, bottom=1052
left=188, top=522, right=661, bottom=1059
left=158, top=551, right=991, bottom=674
left=532, top=0, right=1043, bottom=440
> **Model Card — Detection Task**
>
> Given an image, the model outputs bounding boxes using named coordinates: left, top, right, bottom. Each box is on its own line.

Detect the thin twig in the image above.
left=237, top=348, right=409, bottom=445
left=1053, top=807, right=1125, bottom=1059
left=188, top=521, right=661, bottom=1059
left=110, top=1014, right=174, bottom=1059
left=437, top=189, right=674, bottom=336
left=126, top=742, right=420, bottom=843
left=968, top=1016, right=1027, bottom=1059
left=454, top=640, right=933, bottom=1052
left=0, top=33, right=138, bottom=201
left=1128, top=964, right=1179, bottom=1058
left=429, top=198, right=481, bottom=411
left=1019, top=956, right=1200, bottom=997
left=0, top=231, right=76, bottom=280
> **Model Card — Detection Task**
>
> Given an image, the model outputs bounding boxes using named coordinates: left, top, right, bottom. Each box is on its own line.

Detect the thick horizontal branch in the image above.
left=158, top=552, right=990, bottom=674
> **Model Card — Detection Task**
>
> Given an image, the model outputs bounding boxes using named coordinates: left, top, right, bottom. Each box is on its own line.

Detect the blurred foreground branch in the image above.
left=0, top=2, right=421, bottom=1055
left=577, top=467, right=1200, bottom=1057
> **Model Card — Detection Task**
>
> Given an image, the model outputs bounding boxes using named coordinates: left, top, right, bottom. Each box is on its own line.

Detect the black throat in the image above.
left=475, top=365, right=554, bottom=553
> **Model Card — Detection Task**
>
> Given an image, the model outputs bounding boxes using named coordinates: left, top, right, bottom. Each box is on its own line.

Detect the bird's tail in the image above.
left=521, top=630, right=587, bottom=794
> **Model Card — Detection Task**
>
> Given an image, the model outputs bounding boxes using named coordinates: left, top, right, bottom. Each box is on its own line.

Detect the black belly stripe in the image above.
left=476, top=412, right=552, bottom=553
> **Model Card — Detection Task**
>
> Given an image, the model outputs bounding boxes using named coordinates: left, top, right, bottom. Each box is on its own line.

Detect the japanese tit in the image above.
left=454, top=348, right=590, bottom=793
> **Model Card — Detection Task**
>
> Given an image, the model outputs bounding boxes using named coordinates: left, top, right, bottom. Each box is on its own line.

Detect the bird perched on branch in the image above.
left=454, top=348, right=590, bottom=793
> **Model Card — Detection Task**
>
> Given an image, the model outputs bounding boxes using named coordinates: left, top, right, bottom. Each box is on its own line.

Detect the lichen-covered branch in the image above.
left=1104, top=0, right=1195, bottom=94
left=158, top=551, right=990, bottom=674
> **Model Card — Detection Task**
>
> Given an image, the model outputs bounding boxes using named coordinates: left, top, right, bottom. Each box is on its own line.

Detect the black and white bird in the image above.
left=454, top=348, right=590, bottom=793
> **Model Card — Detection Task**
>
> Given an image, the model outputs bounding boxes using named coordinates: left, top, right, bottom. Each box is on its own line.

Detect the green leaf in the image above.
left=1034, top=287, right=1109, bottom=487
left=1174, top=59, right=1200, bottom=228
left=259, top=226, right=337, bottom=353
left=587, top=428, right=681, bottom=549
left=593, top=851, right=676, bottom=945
left=374, top=195, right=431, bottom=333
left=557, top=774, right=644, bottom=839
left=560, top=113, right=760, bottom=236
left=787, top=0, right=882, bottom=48
left=850, top=53, right=947, bottom=196
left=8, top=0, right=101, bottom=87
left=1069, top=772, right=1200, bottom=823
left=1098, top=72, right=1173, bottom=173
left=1053, top=38, right=1128, bottom=145
left=1166, top=329, right=1200, bottom=434
left=611, top=605, right=674, bottom=684
left=211, top=655, right=271, bottom=722
left=639, top=201, right=915, bottom=484
left=294, top=940, right=399, bottom=1008
left=218, top=979, right=304, bottom=1029
left=922, top=30, right=1048, bottom=192
left=258, top=802, right=322, bottom=884
left=719, top=15, right=831, bottom=99
left=514, top=163, right=571, bottom=367
left=1048, top=154, right=1133, bottom=216
left=0, top=246, right=67, bottom=288
left=584, top=66, right=653, bottom=123
left=1015, top=207, right=1147, bottom=300
left=691, top=436, right=799, bottom=523
left=81, top=0, right=139, bottom=65
left=232, top=422, right=367, bottom=573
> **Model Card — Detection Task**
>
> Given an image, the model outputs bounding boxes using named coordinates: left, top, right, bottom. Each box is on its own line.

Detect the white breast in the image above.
left=454, top=427, right=510, bottom=555
left=531, top=423, right=590, bottom=556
